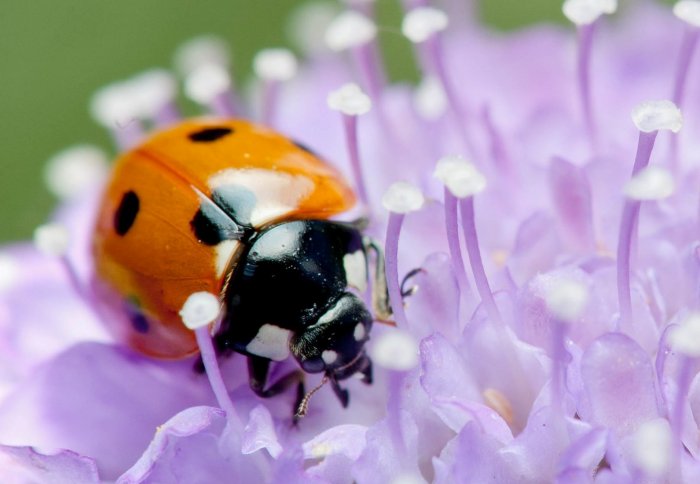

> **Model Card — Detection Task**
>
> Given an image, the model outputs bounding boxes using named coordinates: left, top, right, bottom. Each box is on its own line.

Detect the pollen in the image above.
left=482, top=388, right=514, bottom=428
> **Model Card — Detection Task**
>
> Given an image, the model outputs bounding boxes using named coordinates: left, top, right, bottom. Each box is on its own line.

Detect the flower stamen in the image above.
left=253, top=48, right=298, bottom=126
left=328, top=83, right=372, bottom=205
left=181, top=292, right=241, bottom=425
left=382, top=182, right=425, bottom=329
left=617, top=101, right=682, bottom=328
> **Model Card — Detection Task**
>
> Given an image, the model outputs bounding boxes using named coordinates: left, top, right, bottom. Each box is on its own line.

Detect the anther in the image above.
left=253, top=48, right=298, bottom=126
left=623, top=166, right=675, bottom=201
left=544, top=278, right=590, bottom=323
left=562, top=0, right=617, bottom=26
left=382, top=182, right=424, bottom=330
left=369, top=329, right=419, bottom=371
left=44, top=145, right=108, bottom=201
left=631, top=418, right=672, bottom=477
left=328, top=83, right=372, bottom=204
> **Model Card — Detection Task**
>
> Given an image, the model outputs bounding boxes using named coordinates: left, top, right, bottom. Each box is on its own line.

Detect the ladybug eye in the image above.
left=114, top=191, right=140, bottom=236
left=188, top=127, right=233, bottom=142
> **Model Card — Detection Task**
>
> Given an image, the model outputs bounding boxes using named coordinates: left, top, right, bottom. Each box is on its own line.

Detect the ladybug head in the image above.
left=292, top=292, right=373, bottom=380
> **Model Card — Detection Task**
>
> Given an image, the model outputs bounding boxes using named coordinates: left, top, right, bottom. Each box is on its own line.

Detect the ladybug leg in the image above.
left=400, top=267, right=425, bottom=298
left=359, top=356, right=373, bottom=385
left=363, top=237, right=392, bottom=320
left=247, top=356, right=305, bottom=418
left=328, top=375, right=350, bottom=408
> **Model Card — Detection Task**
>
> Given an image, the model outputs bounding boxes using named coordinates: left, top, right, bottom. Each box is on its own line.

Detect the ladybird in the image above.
left=92, top=119, right=391, bottom=412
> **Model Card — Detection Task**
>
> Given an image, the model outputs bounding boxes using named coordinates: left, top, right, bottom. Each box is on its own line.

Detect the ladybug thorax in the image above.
left=216, top=220, right=373, bottom=372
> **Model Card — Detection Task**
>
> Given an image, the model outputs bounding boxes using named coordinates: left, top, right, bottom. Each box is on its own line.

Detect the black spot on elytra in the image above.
left=131, top=312, right=149, bottom=334
left=293, top=140, right=320, bottom=158
left=114, top=191, right=139, bottom=236
left=188, top=127, right=233, bottom=142
left=191, top=198, right=252, bottom=245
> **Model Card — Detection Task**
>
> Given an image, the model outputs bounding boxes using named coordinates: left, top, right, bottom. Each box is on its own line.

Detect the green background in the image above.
left=0, top=0, right=568, bottom=242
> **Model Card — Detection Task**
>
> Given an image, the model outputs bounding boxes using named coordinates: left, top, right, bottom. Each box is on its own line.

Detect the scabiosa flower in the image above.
left=4, top=0, right=700, bottom=481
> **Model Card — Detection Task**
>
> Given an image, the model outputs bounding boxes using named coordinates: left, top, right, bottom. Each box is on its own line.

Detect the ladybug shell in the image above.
left=92, top=119, right=356, bottom=358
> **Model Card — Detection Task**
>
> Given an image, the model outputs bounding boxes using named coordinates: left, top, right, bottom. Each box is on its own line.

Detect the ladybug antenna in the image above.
left=295, top=375, right=329, bottom=419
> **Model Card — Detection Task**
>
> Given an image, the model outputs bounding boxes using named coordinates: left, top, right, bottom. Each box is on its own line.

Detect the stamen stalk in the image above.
left=423, top=36, right=476, bottom=155
left=459, top=197, right=501, bottom=325
left=194, top=326, right=242, bottom=426
left=551, top=320, right=568, bottom=418
left=261, top=81, right=279, bottom=127
left=670, top=28, right=699, bottom=166
left=616, top=131, right=659, bottom=328
left=342, top=114, right=369, bottom=205
left=385, top=213, right=410, bottom=329
left=443, top=188, right=471, bottom=296
left=670, top=355, right=693, bottom=482
left=577, top=23, right=597, bottom=143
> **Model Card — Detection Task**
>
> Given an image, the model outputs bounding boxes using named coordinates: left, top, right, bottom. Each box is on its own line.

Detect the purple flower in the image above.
left=4, top=0, right=700, bottom=482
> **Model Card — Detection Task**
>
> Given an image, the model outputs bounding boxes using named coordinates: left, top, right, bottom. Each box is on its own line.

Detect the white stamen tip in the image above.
left=631, top=100, right=683, bottom=133
left=382, top=182, right=425, bottom=213
left=370, top=330, right=419, bottom=371
left=321, top=350, right=338, bottom=365
left=433, top=155, right=487, bottom=198
left=185, top=63, right=231, bottom=104
left=414, top=76, right=447, bottom=120
left=253, top=48, right=298, bottom=82
left=402, top=7, right=449, bottom=44
left=90, top=81, right=141, bottom=127
left=129, top=69, right=177, bottom=118
left=327, top=83, right=372, bottom=116
left=325, top=11, right=377, bottom=52
left=288, top=2, right=340, bottom=55
left=0, top=255, right=19, bottom=293
left=33, top=223, right=70, bottom=257
left=674, top=1, right=700, bottom=28
left=174, top=36, right=230, bottom=76
left=544, top=279, right=590, bottom=322
left=631, top=418, right=672, bottom=476
left=624, top=166, right=675, bottom=201
left=44, top=145, right=109, bottom=200
left=179, top=292, right=221, bottom=330
left=562, top=0, right=618, bottom=26
left=669, top=313, right=700, bottom=357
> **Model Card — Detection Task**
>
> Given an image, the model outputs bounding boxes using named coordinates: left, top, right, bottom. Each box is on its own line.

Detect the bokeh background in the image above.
left=0, top=0, right=591, bottom=242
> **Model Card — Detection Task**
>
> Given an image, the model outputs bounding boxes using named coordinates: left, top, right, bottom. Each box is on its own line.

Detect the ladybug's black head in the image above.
left=292, top=292, right=372, bottom=380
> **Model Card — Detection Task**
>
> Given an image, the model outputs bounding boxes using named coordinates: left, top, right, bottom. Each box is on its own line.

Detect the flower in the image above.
left=3, top=0, right=700, bottom=482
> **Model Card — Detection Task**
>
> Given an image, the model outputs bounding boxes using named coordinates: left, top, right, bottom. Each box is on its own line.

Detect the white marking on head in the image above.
left=209, top=169, right=314, bottom=226
left=214, top=240, right=240, bottom=278
left=246, top=324, right=292, bottom=361
left=353, top=323, right=366, bottom=341
left=321, top=350, right=338, bottom=365
left=343, top=250, right=367, bottom=292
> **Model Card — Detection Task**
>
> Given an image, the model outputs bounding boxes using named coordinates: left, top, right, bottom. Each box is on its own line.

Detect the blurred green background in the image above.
left=0, top=0, right=566, bottom=243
